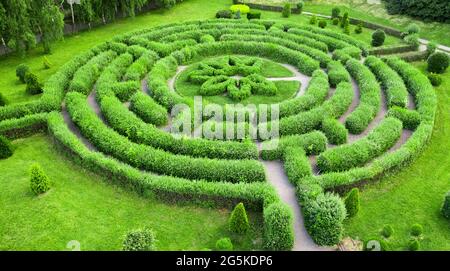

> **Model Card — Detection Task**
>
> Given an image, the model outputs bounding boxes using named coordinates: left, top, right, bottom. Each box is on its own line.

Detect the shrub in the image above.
left=372, top=29, right=386, bottom=47
left=129, top=92, right=168, bottom=126
left=200, top=34, right=215, bottom=43
left=122, top=228, right=156, bottom=251
left=282, top=3, right=291, bottom=18
left=216, top=10, right=232, bottom=19
left=343, top=20, right=350, bottom=35
left=428, top=73, right=442, bottom=86
left=0, top=92, right=6, bottom=106
left=304, top=193, right=347, bottom=246
left=426, top=41, right=437, bottom=57
left=363, top=237, right=391, bottom=251
left=442, top=191, right=450, bottom=219
left=344, top=188, right=360, bottom=217
left=229, top=202, right=250, bottom=234
left=387, top=107, right=421, bottom=130
left=309, top=15, right=317, bottom=25
left=410, top=224, right=423, bottom=237
left=0, top=135, right=13, bottom=159
left=382, top=225, right=394, bottom=238
left=340, top=12, right=349, bottom=28
left=43, top=56, right=52, bottom=69
left=331, top=7, right=340, bottom=19
left=297, top=1, right=304, bottom=14
left=318, top=20, right=327, bottom=29
left=406, top=23, right=420, bottom=34
left=355, top=22, right=363, bottom=34
left=327, top=61, right=350, bottom=87
left=321, top=118, right=347, bottom=145
left=263, top=203, right=294, bottom=250
left=247, top=11, right=261, bottom=20
left=235, top=9, right=241, bottom=19
left=230, top=4, right=250, bottom=14
left=332, top=18, right=339, bottom=25
left=16, top=64, right=30, bottom=83
left=427, top=52, right=449, bottom=74
left=404, top=34, right=420, bottom=50
left=216, top=237, right=233, bottom=251
left=408, top=239, right=420, bottom=251
left=25, top=72, right=43, bottom=95
left=30, top=163, right=50, bottom=195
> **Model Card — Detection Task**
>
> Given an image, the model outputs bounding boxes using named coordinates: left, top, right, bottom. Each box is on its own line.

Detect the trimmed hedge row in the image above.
left=387, top=106, right=421, bottom=130
left=321, top=118, right=348, bottom=145
left=317, top=117, right=403, bottom=172
left=365, top=56, right=408, bottom=108
left=345, top=59, right=381, bottom=134
left=124, top=50, right=160, bottom=81
left=0, top=113, right=48, bottom=139
left=332, top=47, right=362, bottom=64
left=284, top=147, right=312, bottom=184
left=369, top=44, right=417, bottom=56
left=322, top=81, right=354, bottom=119
left=287, top=27, right=349, bottom=52
left=327, top=61, right=350, bottom=87
left=66, top=92, right=265, bottom=184
left=130, top=92, right=168, bottom=126
left=263, top=202, right=294, bottom=251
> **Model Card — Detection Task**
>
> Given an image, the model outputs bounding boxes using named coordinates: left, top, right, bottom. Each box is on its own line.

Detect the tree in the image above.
left=331, top=7, right=340, bottom=19
left=229, top=202, right=250, bottom=234
left=30, top=163, right=50, bottom=195
left=340, top=12, right=349, bottom=28
left=427, top=52, right=450, bottom=74
left=282, top=3, right=291, bottom=18
left=344, top=188, right=360, bottom=217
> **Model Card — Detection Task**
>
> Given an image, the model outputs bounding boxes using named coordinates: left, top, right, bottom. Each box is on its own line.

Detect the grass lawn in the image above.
left=0, top=134, right=263, bottom=251
left=344, top=64, right=450, bottom=251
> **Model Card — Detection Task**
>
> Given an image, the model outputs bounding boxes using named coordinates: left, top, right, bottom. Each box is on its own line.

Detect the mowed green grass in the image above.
left=344, top=64, right=450, bottom=251
left=0, top=134, right=263, bottom=251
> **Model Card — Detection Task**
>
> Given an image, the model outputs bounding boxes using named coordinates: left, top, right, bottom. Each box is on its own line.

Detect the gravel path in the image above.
left=61, top=103, right=97, bottom=151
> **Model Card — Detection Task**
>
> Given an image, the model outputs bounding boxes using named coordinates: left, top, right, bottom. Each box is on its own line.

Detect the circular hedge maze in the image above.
left=0, top=19, right=437, bottom=250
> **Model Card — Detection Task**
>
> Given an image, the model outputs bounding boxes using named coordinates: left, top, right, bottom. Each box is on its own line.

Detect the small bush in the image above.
left=230, top=4, right=250, bottom=14
left=332, top=18, right=339, bottom=25
left=247, top=11, right=261, bottom=20
left=410, top=224, right=423, bottom=237
left=229, top=202, right=250, bottom=234
left=427, top=52, right=449, bottom=74
left=263, top=202, right=294, bottom=250
left=0, top=135, right=13, bottom=159
left=343, top=20, right=350, bottom=35
left=25, top=72, right=43, bottom=95
left=363, top=237, right=391, bottom=251
left=310, top=15, right=317, bottom=25
left=282, top=3, right=291, bottom=18
left=372, top=29, right=386, bottom=47
left=382, top=225, right=394, bottom=238
left=216, top=237, right=233, bottom=251
left=216, top=10, right=232, bottom=19
left=406, top=23, right=420, bottom=34
left=442, top=191, right=450, bottom=219
left=426, top=41, right=437, bottom=57
left=344, top=188, right=360, bottom=217
left=318, top=20, right=327, bottom=29
left=404, top=34, right=420, bottom=50
left=355, top=22, right=363, bottom=34
left=43, top=56, right=52, bottom=69
left=428, top=73, right=442, bottom=86
left=0, top=92, right=6, bottom=106
left=331, top=7, right=340, bottom=19
left=200, top=34, right=215, bottom=43
left=16, top=64, right=30, bottom=83
left=408, top=239, right=420, bottom=251
left=122, top=228, right=157, bottom=251
left=30, top=163, right=50, bottom=195
left=297, top=1, right=304, bottom=14
left=340, top=12, right=349, bottom=28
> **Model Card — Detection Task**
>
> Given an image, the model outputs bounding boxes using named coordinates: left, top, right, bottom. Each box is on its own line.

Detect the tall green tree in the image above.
left=2, top=0, right=35, bottom=56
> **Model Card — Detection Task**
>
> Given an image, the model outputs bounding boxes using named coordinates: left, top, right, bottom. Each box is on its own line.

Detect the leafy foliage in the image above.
left=30, top=163, right=50, bottom=195
left=344, top=188, right=360, bottom=217
left=372, top=29, right=386, bottom=47
left=0, top=135, right=13, bottom=159
left=16, top=64, right=30, bottom=83
left=427, top=52, right=449, bottom=74
left=263, top=203, right=294, bottom=250
left=122, top=227, right=157, bottom=251
left=229, top=202, right=250, bottom=234
left=382, top=225, right=394, bottom=238
left=410, top=224, right=423, bottom=237
left=384, top=0, right=449, bottom=22
left=282, top=3, right=291, bottom=18
left=216, top=237, right=233, bottom=251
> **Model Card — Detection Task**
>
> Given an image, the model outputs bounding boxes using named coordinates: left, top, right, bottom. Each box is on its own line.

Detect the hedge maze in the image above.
left=0, top=19, right=437, bottom=250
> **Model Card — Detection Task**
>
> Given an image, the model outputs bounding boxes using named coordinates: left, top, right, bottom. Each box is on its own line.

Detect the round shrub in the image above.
left=229, top=202, right=249, bottom=234
left=216, top=10, right=232, bottom=19
left=0, top=92, right=6, bottom=106
left=372, top=29, right=386, bottom=47
left=442, top=191, right=450, bottom=219
left=215, top=237, right=233, bottom=251
left=355, top=23, right=363, bottom=34
left=304, top=193, right=347, bottom=246
left=406, top=23, right=420, bottom=34
left=30, top=163, right=50, bottom=195
left=332, top=18, right=339, bottom=25
left=310, top=15, right=317, bottom=25
left=427, top=52, right=449, bottom=74
left=297, top=1, right=304, bottom=14
left=200, top=34, right=215, bottom=43
left=404, top=34, right=420, bottom=50
left=263, top=202, right=294, bottom=250
left=0, top=135, right=13, bottom=159
left=122, top=227, right=157, bottom=251
left=331, top=7, right=340, bottom=19
left=410, top=224, right=423, bottom=237
left=16, top=64, right=30, bottom=83
left=25, top=72, right=43, bottom=95
left=344, top=188, right=360, bottom=217
left=382, top=225, right=394, bottom=238
left=247, top=11, right=261, bottom=20
left=318, top=20, right=327, bottom=29
left=282, top=3, right=291, bottom=18
left=230, top=4, right=250, bottom=14
left=426, top=41, right=437, bottom=57
left=408, top=239, right=420, bottom=251
left=428, top=73, right=442, bottom=86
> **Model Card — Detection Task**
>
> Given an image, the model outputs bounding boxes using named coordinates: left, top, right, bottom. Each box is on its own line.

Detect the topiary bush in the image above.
left=304, top=193, right=347, bottom=246
left=215, top=237, right=233, bottom=251
left=442, top=191, right=450, bottom=219
left=428, top=73, right=442, bottom=86
left=229, top=202, right=250, bottom=234
left=122, top=227, right=157, bottom=251
left=297, top=1, right=304, bottom=14
left=0, top=135, right=13, bottom=159
left=355, top=22, right=363, bottom=34
left=406, top=23, right=420, bottom=35
left=16, top=64, right=30, bottom=83
left=340, top=12, right=349, bottom=28
left=410, top=224, right=423, bottom=237
left=247, top=11, right=261, bottom=20
left=310, top=15, right=317, bottom=25
left=30, top=163, right=50, bottom=195
left=427, top=52, right=449, bottom=74
left=363, top=236, right=391, bottom=251
left=282, top=3, right=291, bottom=18
left=230, top=4, right=250, bottom=14
left=343, top=19, right=350, bottom=35
left=344, top=188, right=360, bottom=217
left=408, top=239, right=420, bottom=251
left=332, top=18, right=339, bottom=25
left=318, top=20, right=327, bottom=29
left=372, top=29, right=386, bottom=47
left=426, top=41, right=437, bottom=57
left=216, top=10, right=232, bottom=19
left=331, top=7, right=340, bottom=19
left=382, top=225, right=394, bottom=238
left=263, top=202, right=294, bottom=250
left=25, top=72, right=43, bottom=95
left=404, top=34, right=420, bottom=50
left=0, top=92, right=6, bottom=106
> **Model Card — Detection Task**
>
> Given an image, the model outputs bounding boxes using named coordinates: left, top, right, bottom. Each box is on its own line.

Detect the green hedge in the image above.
left=263, top=202, right=294, bottom=250
left=0, top=113, right=48, bottom=139
left=130, top=92, right=168, bottom=126
left=321, top=118, right=348, bottom=145
left=387, top=106, right=421, bottom=130
left=283, top=147, right=312, bottom=184
left=327, top=61, right=350, bottom=87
